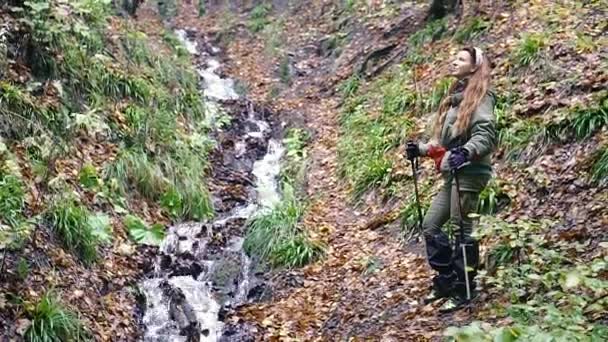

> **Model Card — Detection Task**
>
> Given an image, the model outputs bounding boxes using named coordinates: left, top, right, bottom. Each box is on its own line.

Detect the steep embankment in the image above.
left=0, top=1, right=219, bottom=340
left=183, top=0, right=607, bottom=340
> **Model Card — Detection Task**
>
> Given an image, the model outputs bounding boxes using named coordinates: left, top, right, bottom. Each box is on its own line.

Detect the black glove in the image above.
left=406, top=141, right=420, bottom=161
left=448, top=147, right=469, bottom=170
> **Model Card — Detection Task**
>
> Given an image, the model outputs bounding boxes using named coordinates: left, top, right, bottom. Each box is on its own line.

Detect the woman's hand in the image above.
left=448, top=147, right=469, bottom=170
left=406, top=141, right=420, bottom=161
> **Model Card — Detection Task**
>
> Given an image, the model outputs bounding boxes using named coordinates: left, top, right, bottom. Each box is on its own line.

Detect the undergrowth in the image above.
left=25, top=292, right=89, bottom=342
left=338, top=68, right=414, bottom=200
left=446, top=218, right=608, bottom=340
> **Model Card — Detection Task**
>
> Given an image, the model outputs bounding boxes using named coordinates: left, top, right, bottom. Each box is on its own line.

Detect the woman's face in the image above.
left=448, top=50, right=475, bottom=78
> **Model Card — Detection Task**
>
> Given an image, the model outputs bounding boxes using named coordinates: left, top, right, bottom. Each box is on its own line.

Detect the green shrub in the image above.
left=46, top=198, right=98, bottom=264
left=25, top=292, right=89, bottom=342
left=244, top=183, right=323, bottom=268
left=421, top=78, right=452, bottom=114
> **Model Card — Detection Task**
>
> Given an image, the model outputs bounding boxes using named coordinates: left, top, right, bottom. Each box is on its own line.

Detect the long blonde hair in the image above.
left=432, top=47, right=491, bottom=140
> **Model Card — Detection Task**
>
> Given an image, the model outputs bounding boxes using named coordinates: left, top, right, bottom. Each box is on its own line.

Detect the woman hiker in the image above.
left=406, top=46, right=496, bottom=312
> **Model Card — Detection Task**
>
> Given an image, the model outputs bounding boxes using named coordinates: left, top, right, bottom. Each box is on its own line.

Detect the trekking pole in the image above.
left=410, top=156, right=424, bottom=237
left=452, top=163, right=472, bottom=308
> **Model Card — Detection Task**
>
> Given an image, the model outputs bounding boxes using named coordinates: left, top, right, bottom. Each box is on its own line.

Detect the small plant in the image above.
left=46, top=198, right=98, bottom=264
left=590, top=146, right=608, bottom=185
left=477, top=179, right=510, bottom=215
left=25, top=292, right=89, bottom=342
left=0, top=174, right=25, bottom=227
left=244, top=183, right=323, bottom=268
left=279, top=55, right=291, bottom=84
left=78, top=164, right=100, bottom=189
left=16, top=257, right=29, bottom=280
left=88, top=213, right=112, bottom=245
left=248, top=3, right=272, bottom=33
left=281, top=128, right=310, bottom=184
left=453, top=17, right=490, bottom=43
left=124, top=215, right=165, bottom=246
left=339, top=74, right=361, bottom=100
left=514, top=33, right=545, bottom=67
left=563, top=96, right=608, bottom=140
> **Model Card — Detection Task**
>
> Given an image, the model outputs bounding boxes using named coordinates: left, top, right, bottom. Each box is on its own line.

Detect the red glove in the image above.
left=427, top=145, right=447, bottom=172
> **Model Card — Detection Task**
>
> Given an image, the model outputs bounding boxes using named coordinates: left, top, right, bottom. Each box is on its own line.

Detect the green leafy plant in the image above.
left=25, top=292, right=89, bottom=342
left=514, top=33, right=546, bottom=67
left=87, top=213, right=112, bottom=245
left=244, top=183, right=324, bottom=268
left=281, top=128, right=310, bottom=185
left=124, top=215, right=165, bottom=246
left=248, top=3, right=272, bottom=33
left=78, top=164, right=100, bottom=189
left=450, top=218, right=608, bottom=340
left=46, top=198, right=99, bottom=264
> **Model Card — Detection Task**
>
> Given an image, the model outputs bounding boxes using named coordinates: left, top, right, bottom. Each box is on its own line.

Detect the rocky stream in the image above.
left=139, top=28, right=282, bottom=342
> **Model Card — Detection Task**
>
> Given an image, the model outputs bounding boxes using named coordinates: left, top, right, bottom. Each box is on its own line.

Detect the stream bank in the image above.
left=139, top=28, right=284, bottom=341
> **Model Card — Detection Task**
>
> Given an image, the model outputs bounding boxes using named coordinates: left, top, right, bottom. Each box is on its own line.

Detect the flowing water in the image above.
left=140, top=29, right=283, bottom=342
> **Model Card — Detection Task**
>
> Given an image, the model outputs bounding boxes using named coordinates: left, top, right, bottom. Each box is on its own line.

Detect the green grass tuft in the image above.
left=25, top=292, right=89, bottom=342
left=244, top=183, right=324, bottom=268
left=591, top=146, right=608, bottom=185
left=514, top=33, right=545, bottom=67
left=0, top=174, right=26, bottom=227
left=45, top=198, right=99, bottom=264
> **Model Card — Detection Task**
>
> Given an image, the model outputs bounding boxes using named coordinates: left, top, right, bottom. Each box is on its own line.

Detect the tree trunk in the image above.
left=427, top=0, right=460, bottom=20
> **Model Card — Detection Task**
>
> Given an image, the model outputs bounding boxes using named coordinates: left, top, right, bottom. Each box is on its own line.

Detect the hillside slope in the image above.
left=0, top=1, right=216, bottom=339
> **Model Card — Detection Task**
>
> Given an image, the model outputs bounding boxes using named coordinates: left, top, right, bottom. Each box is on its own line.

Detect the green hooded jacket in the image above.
left=420, top=91, right=497, bottom=188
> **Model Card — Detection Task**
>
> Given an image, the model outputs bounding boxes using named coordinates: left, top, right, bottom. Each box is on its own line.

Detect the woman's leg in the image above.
left=423, top=183, right=454, bottom=295
left=449, top=185, right=481, bottom=299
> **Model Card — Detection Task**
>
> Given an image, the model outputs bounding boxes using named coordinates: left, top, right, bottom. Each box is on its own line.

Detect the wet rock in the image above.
left=208, top=253, right=243, bottom=305
left=160, top=281, right=201, bottom=342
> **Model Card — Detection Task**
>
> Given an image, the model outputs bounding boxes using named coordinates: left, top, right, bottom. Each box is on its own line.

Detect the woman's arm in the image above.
left=462, top=95, right=496, bottom=160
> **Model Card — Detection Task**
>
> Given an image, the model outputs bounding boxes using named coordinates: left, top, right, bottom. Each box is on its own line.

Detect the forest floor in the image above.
left=169, top=0, right=608, bottom=340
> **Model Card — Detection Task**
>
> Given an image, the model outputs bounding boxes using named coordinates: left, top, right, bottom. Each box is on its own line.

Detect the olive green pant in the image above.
left=423, top=174, right=489, bottom=296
